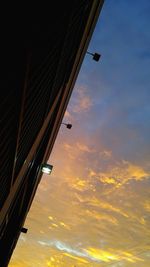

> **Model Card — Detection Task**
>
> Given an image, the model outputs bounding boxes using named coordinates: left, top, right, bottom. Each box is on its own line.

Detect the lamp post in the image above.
left=61, top=122, right=72, bottom=129
left=86, top=51, right=101, bottom=62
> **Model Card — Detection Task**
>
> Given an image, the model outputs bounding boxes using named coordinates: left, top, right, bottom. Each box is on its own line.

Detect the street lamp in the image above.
left=86, top=51, right=101, bottom=62
left=61, top=122, right=72, bottom=129
left=41, top=163, right=53, bottom=174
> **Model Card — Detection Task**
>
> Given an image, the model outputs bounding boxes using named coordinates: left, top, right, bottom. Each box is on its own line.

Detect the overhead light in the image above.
left=86, top=51, right=101, bottom=62
left=61, top=122, right=72, bottom=129
left=41, top=163, right=53, bottom=175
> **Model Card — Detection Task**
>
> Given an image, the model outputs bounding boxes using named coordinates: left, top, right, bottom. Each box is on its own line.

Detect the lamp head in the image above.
left=21, top=227, right=28, bottom=234
left=66, top=124, right=72, bottom=129
left=93, top=53, right=101, bottom=62
left=41, top=163, right=53, bottom=174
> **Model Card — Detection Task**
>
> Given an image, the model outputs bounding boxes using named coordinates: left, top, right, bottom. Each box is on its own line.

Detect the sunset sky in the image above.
left=10, top=1, right=150, bottom=266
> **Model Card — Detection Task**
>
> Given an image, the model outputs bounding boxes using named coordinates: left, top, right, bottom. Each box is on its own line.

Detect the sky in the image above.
left=10, top=1, right=150, bottom=266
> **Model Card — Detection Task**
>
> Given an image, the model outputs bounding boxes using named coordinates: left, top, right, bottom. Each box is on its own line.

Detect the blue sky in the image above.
left=75, top=0, right=150, bottom=166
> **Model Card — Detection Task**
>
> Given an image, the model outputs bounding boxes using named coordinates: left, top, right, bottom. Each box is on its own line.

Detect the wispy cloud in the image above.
left=38, top=239, right=144, bottom=264
left=70, top=86, right=93, bottom=113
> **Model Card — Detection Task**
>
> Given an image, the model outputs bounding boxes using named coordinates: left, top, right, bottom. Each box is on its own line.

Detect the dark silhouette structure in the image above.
left=0, top=1, right=104, bottom=266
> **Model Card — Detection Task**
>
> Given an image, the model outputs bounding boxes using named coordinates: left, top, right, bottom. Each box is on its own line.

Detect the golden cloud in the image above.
left=125, top=161, right=149, bottom=180
left=144, top=201, right=150, bottom=212
left=85, top=247, right=119, bottom=262
left=86, top=209, right=118, bottom=225
left=63, top=253, right=89, bottom=264
left=89, top=197, right=129, bottom=218
left=89, top=161, right=149, bottom=188
left=71, top=177, right=90, bottom=192
left=84, top=247, right=144, bottom=263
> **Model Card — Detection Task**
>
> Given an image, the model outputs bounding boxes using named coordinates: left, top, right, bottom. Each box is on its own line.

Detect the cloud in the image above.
left=143, top=201, right=150, bottom=212
left=100, top=150, right=112, bottom=159
left=38, top=240, right=93, bottom=262
left=83, top=196, right=129, bottom=218
left=89, top=160, right=149, bottom=188
left=63, top=253, right=89, bottom=264
left=84, top=248, right=144, bottom=263
left=62, top=141, right=95, bottom=162
left=38, top=239, right=144, bottom=264
left=38, top=240, right=143, bottom=264
left=76, top=142, right=95, bottom=153
left=69, top=86, right=93, bottom=114
left=125, top=161, right=149, bottom=180
left=85, top=209, right=119, bottom=225
left=63, top=110, right=73, bottom=120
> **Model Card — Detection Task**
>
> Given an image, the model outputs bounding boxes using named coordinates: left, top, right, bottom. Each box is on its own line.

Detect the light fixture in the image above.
left=41, top=163, right=53, bottom=174
left=21, top=227, right=28, bottom=234
left=86, top=51, right=101, bottom=62
left=61, top=122, right=72, bottom=129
